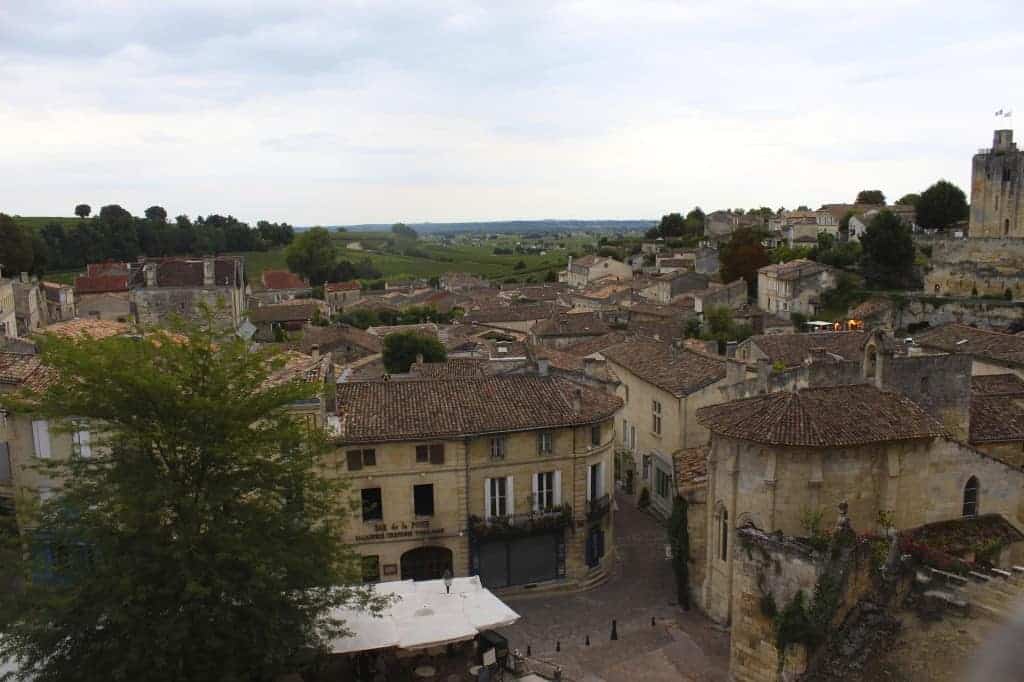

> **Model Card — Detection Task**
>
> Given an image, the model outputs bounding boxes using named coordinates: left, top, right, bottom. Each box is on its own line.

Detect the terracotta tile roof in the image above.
left=75, top=274, right=129, bottom=294
left=903, top=514, right=1024, bottom=553
left=325, top=281, right=362, bottom=292
left=43, top=318, right=130, bottom=340
left=464, top=303, right=562, bottom=324
left=264, top=351, right=331, bottom=388
left=758, top=258, right=830, bottom=281
left=915, top=323, right=1024, bottom=369
left=971, top=373, right=1024, bottom=396
left=366, top=323, right=439, bottom=339
left=601, top=340, right=726, bottom=397
left=0, top=352, right=57, bottom=392
left=532, top=312, right=611, bottom=338
left=335, top=375, right=622, bottom=443
left=533, top=347, right=584, bottom=372
left=696, top=384, right=945, bottom=447
left=289, top=324, right=382, bottom=355
left=408, top=358, right=490, bottom=380
left=561, top=332, right=635, bottom=357
left=261, top=269, right=307, bottom=290
left=674, top=446, right=709, bottom=489
left=249, top=301, right=325, bottom=323
left=741, top=331, right=868, bottom=369
left=849, top=297, right=893, bottom=320
left=970, top=395, right=1024, bottom=444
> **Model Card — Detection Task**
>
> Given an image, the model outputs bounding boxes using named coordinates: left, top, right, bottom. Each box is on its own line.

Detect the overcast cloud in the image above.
left=1, top=0, right=1021, bottom=224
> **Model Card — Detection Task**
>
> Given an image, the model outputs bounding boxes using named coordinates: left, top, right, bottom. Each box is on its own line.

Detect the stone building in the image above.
left=324, top=281, right=363, bottom=315
left=600, top=339, right=729, bottom=517
left=735, top=330, right=868, bottom=370
left=529, top=312, right=611, bottom=349
left=10, top=274, right=45, bottom=336
left=0, top=278, right=16, bottom=337
left=914, top=323, right=1024, bottom=377
left=333, top=375, right=621, bottom=589
left=74, top=262, right=131, bottom=322
left=638, top=271, right=709, bottom=304
left=692, top=383, right=1024, bottom=625
left=249, top=300, right=327, bottom=341
left=756, top=259, right=836, bottom=317
left=562, top=255, right=632, bottom=288
left=252, top=269, right=311, bottom=304
left=130, top=257, right=246, bottom=330
left=923, top=236, right=1024, bottom=299
left=40, top=282, right=75, bottom=324
left=970, top=129, right=1024, bottom=238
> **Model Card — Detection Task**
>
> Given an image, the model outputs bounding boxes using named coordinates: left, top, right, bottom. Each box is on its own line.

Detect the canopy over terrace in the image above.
left=329, top=576, right=519, bottom=655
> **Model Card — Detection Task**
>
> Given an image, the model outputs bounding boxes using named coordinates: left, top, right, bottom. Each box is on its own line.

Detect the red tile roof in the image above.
left=758, top=258, right=830, bottom=281
left=335, top=375, right=622, bottom=443
left=602, top=339, right=726, bottom=397
left=249, top=301, right=324, bottom=323
left=696, top=384, right=945, bottom=447
left=532, top=312, right=611, bottom=338
left=325, top=281, right=362, bottom=292
left=261, top=269, right=307, bottom=290
left=75, top=274, right=129, bottom=294
left=971, top=373, right=1024, bottom=396
left=970, top=395, right=1024, bottom=444
left=741, top=331, right=868, bottom=369
left=916, top=323, right=1024, bottom=369
left=0, top=352, right=57, bottom=392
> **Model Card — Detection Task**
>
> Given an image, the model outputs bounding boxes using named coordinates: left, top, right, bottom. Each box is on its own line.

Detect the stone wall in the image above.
left=876, top=350, right=972, bottom=439
left=132, top=286, right=243, bottom=330
left=694, top=278, right=748, bottom=314
left=923, top=237, right=1024, bottom=300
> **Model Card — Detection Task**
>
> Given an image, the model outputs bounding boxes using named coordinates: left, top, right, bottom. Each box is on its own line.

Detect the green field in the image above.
left=12, top=216, right=83, bottom=231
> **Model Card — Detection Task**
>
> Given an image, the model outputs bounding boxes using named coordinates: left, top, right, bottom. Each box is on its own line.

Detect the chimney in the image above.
left=203, top=257, right=215, bottom=286
left=143, top=263, right=157, bottom=287
left=756, top=357, right=771, bottom=394
left=572, top=387, right=582, bottom=414
left=537, top=357, right=550, bottom=376
left=311, top=344, right=320, bottom=361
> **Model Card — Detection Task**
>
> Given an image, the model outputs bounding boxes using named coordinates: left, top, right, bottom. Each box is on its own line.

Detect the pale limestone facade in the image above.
left=699, top=434, right=1024, bottom=624
left=336, top=419, right=616, bottom=589
left=604, top=360, right=731, bottom=518
left=756, top=260, right=836, bottom=317
left=564, top=256, right=632, bottom=288
left=0, top=280, right=16, bottom=338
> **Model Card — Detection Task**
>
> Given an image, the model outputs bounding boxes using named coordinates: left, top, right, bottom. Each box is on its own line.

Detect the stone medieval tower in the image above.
left=970, top=129, right=1024, bottom=238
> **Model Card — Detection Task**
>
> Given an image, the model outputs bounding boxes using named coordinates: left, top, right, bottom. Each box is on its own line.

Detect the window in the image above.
left=485, top=477, right=511, bottom=518
left=416, top=443, right=444, bottom=465
left=413, top=484, right=435, bottom=517
left=652, top=400, right=662, bottom=435
left=361, top=555, right=380, bottom=583
left=534, top=471, right=558, bottom=510
left=490, top=436, right=506, bottom=459
left=655, top=468, right=671, bottom=498
left=962, top=476, right=979, bottom=517
left=73, top=421, right=91, bottom=458
left=346, top=449, right=376, bottom=471
left=361, top=488, right=383, bottom=521
left=642, top=454, right=651, bottom=481
left=719, top=509, right=729, bottom=561
left=537, top=431, right=553, bottom=455
left=32, top=420, right=51, bottom=459
left=630, top=425, right=637, bottom=450
left=622, top=420, right=629, bottom=445
left=591, top=424, right=601, bottom=447
left=1005, top=218, right=1011, bottom=236
left=624, top=385, right=630, bottom=403
left=588, top=462, right=603, bottom=501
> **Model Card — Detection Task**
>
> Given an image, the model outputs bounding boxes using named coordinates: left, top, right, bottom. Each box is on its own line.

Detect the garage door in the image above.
left=477, top=534, right=561, bottom=589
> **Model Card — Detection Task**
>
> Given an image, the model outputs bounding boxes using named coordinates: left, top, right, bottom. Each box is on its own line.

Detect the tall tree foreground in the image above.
left=0, top=316, right=383, bottom=682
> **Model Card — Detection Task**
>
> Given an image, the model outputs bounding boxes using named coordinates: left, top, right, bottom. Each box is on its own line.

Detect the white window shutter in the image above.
left=553, top=470, right=562, bottom=506
left=531, top=473, right=539, bottom=512
left=78, top=427, right=91, bottom=458
left=506, top=475, right=514, bottom=517
left=484, top=478, right=492, bottom=519
left=32, top=420, right=51, bottom=459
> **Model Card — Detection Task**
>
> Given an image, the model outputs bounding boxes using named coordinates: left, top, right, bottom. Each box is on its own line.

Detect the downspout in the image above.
left=464, top=436, right=472, bottom=576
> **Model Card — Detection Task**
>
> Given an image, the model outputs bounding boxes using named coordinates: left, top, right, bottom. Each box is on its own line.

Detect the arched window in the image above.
left=719, top=509, right=729, bottom=561
left=1005, top=219, right=1011, bottom=236
left=963, top=476, right=979, bottom=517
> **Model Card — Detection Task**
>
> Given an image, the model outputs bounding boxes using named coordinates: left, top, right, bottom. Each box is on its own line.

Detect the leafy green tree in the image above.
left=656, top=212, right=686, bottom=238
left=819, top=271, right=863, bottom=314
left=702, top=305, right=752, bottom=344
left=286, top=227, right=338, bottom=285
left=859, top=210, right=916, bottom=289
left=895, top=193, right=920, bottom=207
left=74, top=204, right=91, bottom=219
left=916, top=180, right=968, bottom=231
left=513, top=260, right=527, bottom=270
left=382, top=331, right=446, bottom=373
left=391, top=223, right=418, bottom=240
left=668, top=496, right=691, bottom=610
left=0, top=317, right=382, bottom=682
left=812, top=233, right=861, bottom=269
left=144, top=205, right=168, bottom=223
left=685, top=207, right=706, bottom=236
left=838, top=210, right=855, bottom=236
left=0, top=213, right=39, bottom=274
left=856, top=190, right=886, bottom=205
left=719, top=227, right=769, bottom=296
left=544, top=270, right=558, bottom=282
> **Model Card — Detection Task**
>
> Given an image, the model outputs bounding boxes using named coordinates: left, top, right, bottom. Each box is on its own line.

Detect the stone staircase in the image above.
left=919, top=565, right=1024, bottom=622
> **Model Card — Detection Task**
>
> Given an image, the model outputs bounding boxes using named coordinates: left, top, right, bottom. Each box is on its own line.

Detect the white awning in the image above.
left=329, top=576, right=519, bottom=655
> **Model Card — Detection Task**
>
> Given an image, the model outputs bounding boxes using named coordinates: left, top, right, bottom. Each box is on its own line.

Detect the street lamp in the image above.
left=443, top=569, right=453, bottom=594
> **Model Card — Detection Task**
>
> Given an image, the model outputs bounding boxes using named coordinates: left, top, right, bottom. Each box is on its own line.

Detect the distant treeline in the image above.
left=0, top=205, right=294, bottom=275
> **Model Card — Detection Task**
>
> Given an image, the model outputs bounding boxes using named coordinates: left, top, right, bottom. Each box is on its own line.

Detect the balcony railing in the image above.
left=468, top=505, right=572, bottom=541
left=587, top=493, right=611, bottom=522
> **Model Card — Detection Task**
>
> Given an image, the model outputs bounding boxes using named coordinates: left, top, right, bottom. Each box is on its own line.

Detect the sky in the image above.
left=1, top=0, right=1022, bottom=225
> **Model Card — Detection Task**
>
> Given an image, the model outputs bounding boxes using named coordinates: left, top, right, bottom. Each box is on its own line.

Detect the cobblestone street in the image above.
left=497, top=493, right=729, bottom=681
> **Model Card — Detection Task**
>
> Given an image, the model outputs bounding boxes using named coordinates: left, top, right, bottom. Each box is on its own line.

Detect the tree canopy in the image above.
left=895, top=193, right=920, bottom=207
left=382, top=331, right=447, bottom=373
left=74, top=204, right=91, bottom=219
left=855, top=190, right=886, bottom=205
left=647, top=209, right=704, bottom=240
left=719, top=227, right=769, bottom=296
left=916, top=180, right=968, bottom=231
left=390, top=223, right=418, bottom=240
left=286, top=227, right=339, bottom=285
left=859, top=210, right=916, bottom=289
left=0, top=213, right=44, bottom=275
left=0, top=317, right=381, bottom=682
